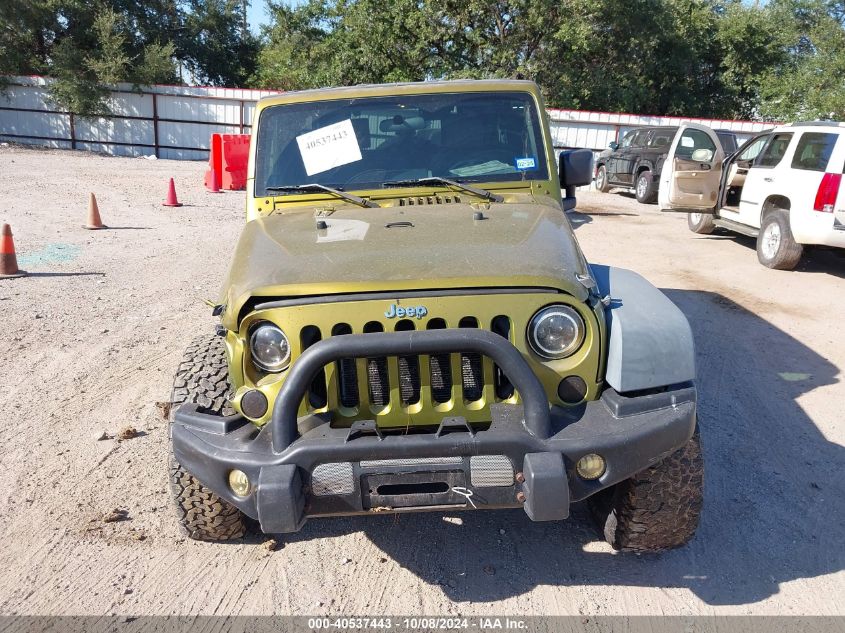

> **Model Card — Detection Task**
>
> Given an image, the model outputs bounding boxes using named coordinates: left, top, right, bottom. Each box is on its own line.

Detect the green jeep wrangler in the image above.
left=168, top=80, right=702, bottom=552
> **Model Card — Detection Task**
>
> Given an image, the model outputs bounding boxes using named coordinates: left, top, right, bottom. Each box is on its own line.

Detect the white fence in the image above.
left=0, top=76, right=279, bottom=160
left=0, top=76, right=774, bottom=161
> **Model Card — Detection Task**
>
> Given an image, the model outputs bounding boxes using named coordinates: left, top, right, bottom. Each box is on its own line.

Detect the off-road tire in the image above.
left=688, top=212, right=715, bottom=234
left=757, top=209, right=803, bottom=270
left=595, top=165, right=610, bottom=192
left=634, top=170, right=657, bottom=204
left=168, top=335, right=246, bottom=541
left=589, top=430, right=703, bottom=552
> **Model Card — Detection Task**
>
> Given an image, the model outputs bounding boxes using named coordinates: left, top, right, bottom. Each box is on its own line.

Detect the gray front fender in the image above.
left=590, top=264, right=695, bottom=392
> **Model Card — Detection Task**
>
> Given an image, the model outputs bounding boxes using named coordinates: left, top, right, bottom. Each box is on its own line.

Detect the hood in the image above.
left=220, top=195, right=590, bottom=329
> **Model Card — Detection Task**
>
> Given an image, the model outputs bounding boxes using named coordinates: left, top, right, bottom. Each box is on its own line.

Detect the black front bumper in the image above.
left=170, top=329, right=696, bottom=534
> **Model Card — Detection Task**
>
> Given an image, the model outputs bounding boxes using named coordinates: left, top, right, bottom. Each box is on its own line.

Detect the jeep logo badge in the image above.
left=384, top=304, right=428, bottom=319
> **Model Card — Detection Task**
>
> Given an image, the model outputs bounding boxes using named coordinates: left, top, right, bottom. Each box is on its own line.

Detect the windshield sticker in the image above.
left=515, top=157, right=537, bottom=170
left=296, top=119, right=362, bottom=176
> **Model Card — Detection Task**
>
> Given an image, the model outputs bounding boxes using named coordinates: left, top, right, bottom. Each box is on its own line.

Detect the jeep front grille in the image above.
left=301, top=315, right=514, bottom=425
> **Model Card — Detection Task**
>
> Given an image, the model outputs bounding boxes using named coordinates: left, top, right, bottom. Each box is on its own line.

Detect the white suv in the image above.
left=658, top=122, right=845, bottom=269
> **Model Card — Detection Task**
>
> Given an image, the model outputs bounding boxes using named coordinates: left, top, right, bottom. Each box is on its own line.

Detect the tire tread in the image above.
left=757, top=209, right=803, bottom=270
left=590, top=431, right=703, bottom=552
left=168, top=335, right=246, bottom=541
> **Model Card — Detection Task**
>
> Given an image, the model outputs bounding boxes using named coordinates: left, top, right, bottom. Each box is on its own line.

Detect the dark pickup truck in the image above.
left=595, top=126, right=737, bottom=203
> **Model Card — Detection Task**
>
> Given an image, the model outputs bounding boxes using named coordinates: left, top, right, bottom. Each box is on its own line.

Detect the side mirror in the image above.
left=558, top=149, right=594, bottom=212
left=691, top=148, right=714, bottom=162
left=609, top=141, right=619, bottom=151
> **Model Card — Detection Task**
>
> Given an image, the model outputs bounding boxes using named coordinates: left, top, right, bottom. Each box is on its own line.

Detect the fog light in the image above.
left=576, top=453, right=606, bottom=480
left=558, top=375, right=587, bottom=404
left=228, top=469, right=251, bottom=497
left=241, top=389, right=268, bottom=419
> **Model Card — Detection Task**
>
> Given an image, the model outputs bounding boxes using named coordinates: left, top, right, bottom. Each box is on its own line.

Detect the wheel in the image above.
left=634, top=170, right=657, bottom=203
left=168, top=335, right=247, bottom=541
left=595, top=165, right=610, bottom=192
left=757, top=209, right=803, bottom=270
left=589, top=430, right=703, bottom=552
left=688, top=212, right=715, bottom=234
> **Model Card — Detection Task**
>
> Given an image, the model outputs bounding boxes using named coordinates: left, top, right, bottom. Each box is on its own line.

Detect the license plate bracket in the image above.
left=363, top=470, right=466, bottom=509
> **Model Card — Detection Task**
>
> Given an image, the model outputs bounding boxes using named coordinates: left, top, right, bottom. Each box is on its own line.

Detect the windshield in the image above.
left=254, top=91, right=549, bottom=196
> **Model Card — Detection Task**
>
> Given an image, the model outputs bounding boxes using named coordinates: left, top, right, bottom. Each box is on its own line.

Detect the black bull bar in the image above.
left=171, top=328, right=696, bottom=533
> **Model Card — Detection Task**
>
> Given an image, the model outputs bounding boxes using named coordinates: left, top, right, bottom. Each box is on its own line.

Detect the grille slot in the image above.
left=395, top=319, right=421, bottom=406
left=427, top=318, right=452, bottom=403
left=491, top=315, right=514, bottom=400
left=301, top=325, right=327, bottom=409
left=364, top=321, right=389, bottom=407
left=459, top=317, right=483, bottom=402
left=461, top=354, right=483, bottom=401
left=332, top=323, right=359, bottom=408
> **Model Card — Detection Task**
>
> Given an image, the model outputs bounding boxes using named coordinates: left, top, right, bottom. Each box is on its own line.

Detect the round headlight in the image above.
left=527, top=305, right=585, bottom=359
left=249, top=322, right=290, bottom=372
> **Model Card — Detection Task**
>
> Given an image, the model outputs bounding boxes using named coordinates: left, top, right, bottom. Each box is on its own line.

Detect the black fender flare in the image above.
left=634, top=160, right=656, bottom=180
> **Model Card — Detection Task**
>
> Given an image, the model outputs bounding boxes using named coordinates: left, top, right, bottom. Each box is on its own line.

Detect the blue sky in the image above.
left=247, top=0, right=307, bottom=34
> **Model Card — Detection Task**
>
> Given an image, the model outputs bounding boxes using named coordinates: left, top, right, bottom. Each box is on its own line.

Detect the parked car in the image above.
left=596, top=126, right=739, bottom=204
left=715, top=129, right=739, bottom=154
left=659, top=122, right=845, bottom=269
left=167, top=79, right=703, bottom=551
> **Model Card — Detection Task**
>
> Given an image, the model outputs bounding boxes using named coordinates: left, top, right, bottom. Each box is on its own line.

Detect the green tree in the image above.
left=759, top=0, right=845, bottom=120
left=532, top=0, right=727, bottom=116
left=252, top=0, right=445, bottom=89
left=0, top=0, right=255, bottom=114
left=252, top=0, right=735, bottom=116
left=715, top=1, right=791, bottom=119
left=182, top=0, right=259, bottom=86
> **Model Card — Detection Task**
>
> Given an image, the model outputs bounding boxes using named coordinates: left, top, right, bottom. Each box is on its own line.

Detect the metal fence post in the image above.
left=152, top=92, right=160, bottom=158
left=69, top=112, right=76, bottom=150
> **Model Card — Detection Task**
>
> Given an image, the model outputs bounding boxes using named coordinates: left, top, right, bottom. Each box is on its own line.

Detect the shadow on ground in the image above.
left=273, top=289, right=844, bottom=606
left=695, top=230, right=845, bottom=278
left=567, top=210, right=638, bottom=230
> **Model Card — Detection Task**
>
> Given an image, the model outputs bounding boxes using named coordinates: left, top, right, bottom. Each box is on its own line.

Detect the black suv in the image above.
left=595, top=126, right=737, bottom=203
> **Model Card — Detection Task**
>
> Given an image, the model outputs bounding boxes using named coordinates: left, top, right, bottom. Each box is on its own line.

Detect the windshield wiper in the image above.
left=382, top=177, right=503, bottom=203
left=265, top=183, right=378, bottom=208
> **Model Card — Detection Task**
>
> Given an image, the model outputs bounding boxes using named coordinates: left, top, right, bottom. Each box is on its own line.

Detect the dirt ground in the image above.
left=0, top=145, right=843, bottom=616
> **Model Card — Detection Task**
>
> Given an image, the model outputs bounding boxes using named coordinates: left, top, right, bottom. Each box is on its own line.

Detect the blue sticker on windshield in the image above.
left=515, top=157, right=537, bottom=170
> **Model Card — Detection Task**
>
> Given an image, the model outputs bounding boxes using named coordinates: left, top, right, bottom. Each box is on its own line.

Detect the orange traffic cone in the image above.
left=0, top=223, right=26, bottom=279
left=208, top=168, right=223, bottom=193
left=83, top=192, right=106, bottom=230
left=163, top=178, right=183, bottom=207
